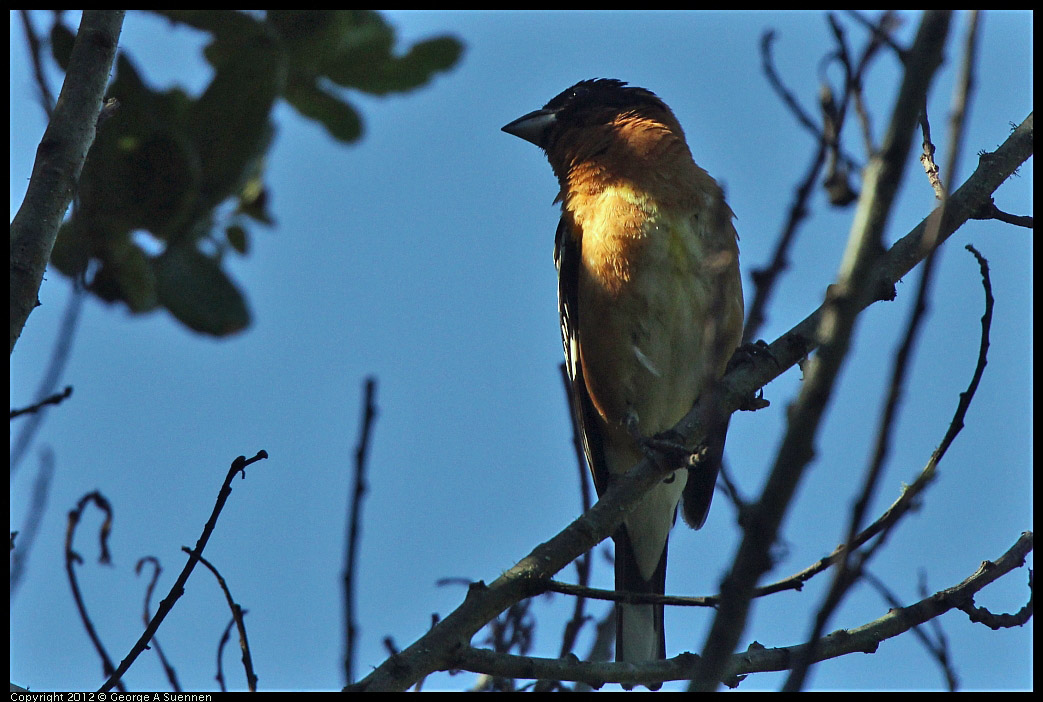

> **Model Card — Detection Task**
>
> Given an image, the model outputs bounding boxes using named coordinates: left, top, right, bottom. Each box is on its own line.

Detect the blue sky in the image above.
left=10, top=11, right=1032, bottom=692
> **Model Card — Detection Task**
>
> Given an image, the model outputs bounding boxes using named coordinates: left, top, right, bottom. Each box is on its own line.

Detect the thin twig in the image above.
left=862, top=569, right=959, bottom=690
left=845, top=9, right=907, bottom=58
left=17, top=10, right=56, bottom=119
left=135, top=557, right=182, bottom=692
left=186, top=548, right=258, bottom=691
left=849, top=12, right=902, bottom=155
left=761, top=30, right=824, bottom=141
left=10, top=447, right=56, bottom=598
left=819, top=13, right=860, bottom=206
left=695, top=12, right=955, bottom=692
left=957, top=568, right=1033, bottom=630
left=478, top=600, right=536, bottom=691
left=98, top=450, right=268, bottom=692
left=543, top=579, right=715, bottom=608
left=343, top=377, right=378, bottom=685
left=215, top=618, right=235, bottom=692
left=972, top=202, right=1033, bottom=228
left=744, top=13, right=897, bottom=343
left=786, top=15, right=979, bottom=687
left=10, top=282, right=85, bottom=476
left=10, top=385, right=73, bottom=419
left=920, top=107, right=947, bottom=199
left=65, top=491, right=124, bottom=692
left=742, top=147, right=827, bottom=345
left=946, top=10, right=981, bottom=196
left=447, top=532, right=1032, bottom=689
left=914, top=569, right=959, bottom=692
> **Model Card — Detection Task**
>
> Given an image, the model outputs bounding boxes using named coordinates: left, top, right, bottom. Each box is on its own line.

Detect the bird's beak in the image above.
left=501, top=108, right=557, bottom=148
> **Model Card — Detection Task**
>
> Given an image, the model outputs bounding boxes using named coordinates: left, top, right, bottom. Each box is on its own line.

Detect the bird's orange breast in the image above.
left=568, top=184, right=741, bottom=445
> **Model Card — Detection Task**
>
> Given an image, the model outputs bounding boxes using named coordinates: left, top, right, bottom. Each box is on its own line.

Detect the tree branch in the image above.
left=10, top=385, right=73, bottom=419
left=134, top=557, right=183, bottom=692
left=785, top=11, right=982, bottom=689
left=98, top=450, right=268, bottom=692
left=446, top=532, right=1032, bottom=688
left=10, top=10, right=125, bottom=355
left=344, top=376, right=379, bottom=685
left=65, top=491, right=124, bottom=692
left=186, top=549, right=258, bottom=692
left=693, top=13, right=954, bottom=689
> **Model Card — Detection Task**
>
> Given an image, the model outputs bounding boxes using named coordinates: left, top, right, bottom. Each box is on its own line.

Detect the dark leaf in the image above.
left=49, top=17, right=76, bottom=70
left=326, top=35, right=463, bottom=95
left=50, top=221, right=92, bottom=277
left=226, top=224, right=249, bottom=254
left=399, top=37, right=465, bottom=79
left=37, top=9, right=461, bottom=338
left=284, top=78, right=362, bottom=142
left=148, top=9, right=262, bottom=49
left=76, top=56, right=200, bottom=240
left=153, top=245, right=250, bottom=336
left=120, top=132, right=201, bottom=237
left=87, top=240, right=158, bottom=313
left=188, top=27, right=283, bottom=211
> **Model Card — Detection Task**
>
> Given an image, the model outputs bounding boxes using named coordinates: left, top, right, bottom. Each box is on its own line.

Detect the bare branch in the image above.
left=744, top=12, right=898, bottom=343
left=786, top=13, right=983, bottom=687
left=10, top=10, right=125, bottom=355
left=947, top=10, right=981, bottom=194
left=863, top=569, right=959, bottom=691
left=135, top=557, right=183, bottom=692
left=10, top=281, right=85, bottom=477
left=957, top=568, right=1033, bottom=630
left=446, top=532, right=1032, bottom=688
left=65, top=491, right=124, bottom=692
left=98, top=450, right=268, bottom=692
left=694, top=12, right=955, bottom=690
left=9, top=447, right=56, bottom=597
left=543, top=578, right=715, bottom=608
left=920, top=108, right=947, bottom=199
left=186, top=549, right=258, bottom=692
left=343, top=377, right=379, bottom=686
left=215, top=618, right=236, bottom=693
left=845, top=10, right=907, bottom=58
left=972, top=202, right=1033, bottom=228
left=760, top=30, right=822, bottom=139
left=17, top=10, right=56, bottom=119
left=847, top=11, right=903, bottom=155
left=10, top=385, right=73, bottom=419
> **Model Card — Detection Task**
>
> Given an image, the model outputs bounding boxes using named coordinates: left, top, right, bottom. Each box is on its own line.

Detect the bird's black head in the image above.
left=542, top=79, right=664, bottom=117
left=501, top=79, right=670, bottom=150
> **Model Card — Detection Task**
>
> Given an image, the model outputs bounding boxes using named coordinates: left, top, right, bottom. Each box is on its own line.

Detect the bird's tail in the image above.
left=613, top=526, right=667, bottom=670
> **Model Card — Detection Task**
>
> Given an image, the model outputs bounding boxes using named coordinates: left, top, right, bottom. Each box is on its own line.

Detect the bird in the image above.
left=502, top=79, right=744, bottom=675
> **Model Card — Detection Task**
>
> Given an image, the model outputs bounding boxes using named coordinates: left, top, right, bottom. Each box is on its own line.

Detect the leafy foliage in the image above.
left=46, top=10, right=463, bottom=336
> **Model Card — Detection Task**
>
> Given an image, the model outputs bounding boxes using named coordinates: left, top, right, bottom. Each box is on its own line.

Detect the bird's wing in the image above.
left=555, top=214, right=610, bottom=497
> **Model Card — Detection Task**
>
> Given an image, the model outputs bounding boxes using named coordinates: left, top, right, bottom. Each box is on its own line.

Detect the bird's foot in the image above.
left=625, top=415, right=700, bottom=471
left=726, top=339, right=776, bottom=373
left=726, top=341, right=773, bottom=412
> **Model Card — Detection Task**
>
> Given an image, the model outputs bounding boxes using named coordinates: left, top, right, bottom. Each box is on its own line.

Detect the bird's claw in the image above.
left=726, top=339, right=776, bottom=373
left=638, top=429, right=702, bottom=470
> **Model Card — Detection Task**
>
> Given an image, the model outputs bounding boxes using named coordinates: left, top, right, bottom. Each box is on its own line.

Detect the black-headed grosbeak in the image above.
left=503, top=79, right=743, bottom=670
